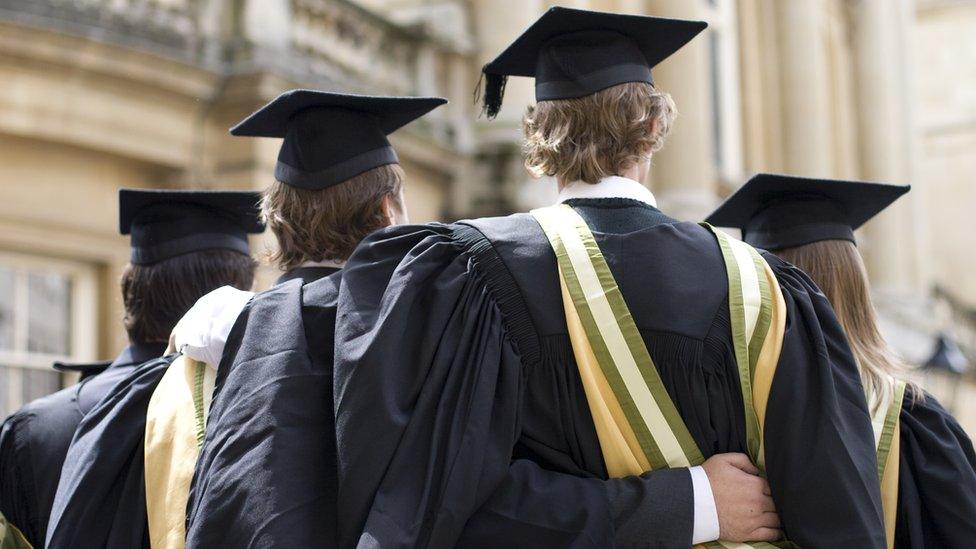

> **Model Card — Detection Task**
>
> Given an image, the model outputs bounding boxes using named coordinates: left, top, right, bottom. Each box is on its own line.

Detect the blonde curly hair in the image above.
left=260, top=163, right=404, bottom=271
left=522, top=82, right=677, bottom=184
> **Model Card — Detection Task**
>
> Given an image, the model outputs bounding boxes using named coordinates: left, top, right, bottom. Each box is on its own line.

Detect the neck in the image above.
left=556, top=166, right=645, bottom=191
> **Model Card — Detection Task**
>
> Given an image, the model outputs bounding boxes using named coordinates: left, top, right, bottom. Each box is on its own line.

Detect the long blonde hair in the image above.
left=778, top=239, right=917, bottom=412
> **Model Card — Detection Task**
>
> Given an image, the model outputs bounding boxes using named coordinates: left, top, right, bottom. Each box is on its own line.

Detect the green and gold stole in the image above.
left=872, top=379, right=907, bottom=549
left=532, top=204, right=791, bottom=549
left=144, top=356, right=214, bottom=549
left=0, top=512, right=32, bottom=549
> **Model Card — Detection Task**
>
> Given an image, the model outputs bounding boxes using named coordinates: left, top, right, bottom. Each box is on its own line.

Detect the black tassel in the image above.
left=476, top=66, right=507, bottom=120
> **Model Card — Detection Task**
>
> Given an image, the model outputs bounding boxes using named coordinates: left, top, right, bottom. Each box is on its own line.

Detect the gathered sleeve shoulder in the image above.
left=334, top=222, right=529, bottom=547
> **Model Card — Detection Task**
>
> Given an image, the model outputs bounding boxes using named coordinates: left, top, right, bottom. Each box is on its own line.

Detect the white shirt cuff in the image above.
left=690, top=465, right=721, bottom=544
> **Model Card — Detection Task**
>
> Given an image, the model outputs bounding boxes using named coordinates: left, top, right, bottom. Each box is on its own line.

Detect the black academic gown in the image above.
left=895, top=389, right=976, bottom=548
left=185, top=267, right=340, bottom=549
left=45, top=351, right=177, bottom=549
left=332, top=198, right=885, bottom=549
left=0, top=343, right=165, bottom=548
left=191, top=264, right=698, bottom=548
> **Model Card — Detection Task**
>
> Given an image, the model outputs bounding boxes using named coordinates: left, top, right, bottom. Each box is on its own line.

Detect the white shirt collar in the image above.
left=299, top=259, right=346, bottom=269
left=556, top=175, right=658, bottom=207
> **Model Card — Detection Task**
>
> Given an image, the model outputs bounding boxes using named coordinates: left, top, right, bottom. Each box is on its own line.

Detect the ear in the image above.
left=381, top=191, right=408, bottom=226
left=647, top=117, right=659, bottom=139
left=381, top=194, right=396, bottom=226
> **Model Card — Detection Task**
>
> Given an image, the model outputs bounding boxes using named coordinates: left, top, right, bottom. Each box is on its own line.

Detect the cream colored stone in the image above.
left=0, top=0, right=974, bottom=433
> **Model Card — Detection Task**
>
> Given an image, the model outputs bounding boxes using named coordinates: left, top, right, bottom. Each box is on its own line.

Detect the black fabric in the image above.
left=332, top=198, right=884, bottom=548
left=272, top=108, right=395, bottom=189
left=458, top=462, right=694, bottom=549
left=534, top=33, right=652, bottom=100
left=274, top=266, right=341, bottom=286
left=190, top=260, right=697, bottom=548
left=758, top=252, right=883, bottom=545
left=705, top=173, right=910, bottom=251
left=0, top=343, right=164, bottom=548
left=119, top=189, right=263, bottom=265
left=230, top=90, right=446, bottom=190
left=275, top=145, right=398, bottom=190
left=480, top=6, right=706, bottom=115
left=185, top=268, right=338, bottom=548
left=894, top=389, right=976, bottom=548
left=52, top=359, right=113, bottom=381
left=45, top=353, right=177, bottom=549
left=129, top=231, right=251, bottom=266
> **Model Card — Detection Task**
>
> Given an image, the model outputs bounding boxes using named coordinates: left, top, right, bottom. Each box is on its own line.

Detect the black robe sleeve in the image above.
left=184, top=280, right=339, bottom=549
left=44, top=356, right=174, bottom=549
left=335, top=224, right=699, bottom=548
left=762, top=254, right=885, bottom=548
left=895, top=389, right=976, bottom=548
left=334, top=224, right=523, bottom=548
left=0, top=413, right=36, bottom=545
left=459, top=459, right=694, bottom=548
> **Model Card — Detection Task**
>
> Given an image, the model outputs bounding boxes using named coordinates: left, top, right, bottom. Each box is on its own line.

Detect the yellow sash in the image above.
left=873, top=380, right=906, bottom=549
left=532, top=205, right=791, bottom=549
left=144, top=356, right=214, bottom=549
left=0, top=513, right=32, bottom=549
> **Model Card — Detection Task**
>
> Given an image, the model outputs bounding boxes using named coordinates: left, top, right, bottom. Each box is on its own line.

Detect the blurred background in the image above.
left=0, top=0, right=974, bottom=435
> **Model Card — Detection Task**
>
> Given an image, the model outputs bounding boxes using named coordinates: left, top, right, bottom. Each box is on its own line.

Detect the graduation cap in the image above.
left=119, top=189, right=264, bottom=265
left=704, top=173, right=911, bottom=251
left=230, top=90, right=447, bottom=190
left=479, top=6, right=707, bottom=118
left=53, top=359, right=113, bottom=381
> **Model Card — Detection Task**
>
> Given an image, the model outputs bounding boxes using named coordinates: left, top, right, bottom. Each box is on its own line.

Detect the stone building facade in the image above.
left=1, top=0, right=974, bottom=433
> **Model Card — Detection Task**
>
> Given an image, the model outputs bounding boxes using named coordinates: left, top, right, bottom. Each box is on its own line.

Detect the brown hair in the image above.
left=778, top=240, right=919, bottom=411
left=121, top=249, right=256, bottom=344
left=521, top=82, right=677, bottom=184
left=261, top=163, right=404, bottom=271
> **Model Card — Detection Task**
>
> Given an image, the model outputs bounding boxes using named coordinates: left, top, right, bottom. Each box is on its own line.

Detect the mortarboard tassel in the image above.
left=478, top=66, right=507, bottom=119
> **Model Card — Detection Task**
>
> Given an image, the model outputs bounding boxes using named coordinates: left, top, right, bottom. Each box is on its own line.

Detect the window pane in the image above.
left=27, top=272, right=71, bottom=355
left=0, top=267, right=13, bottom=351
left=21, top=367, right=61, bottom=404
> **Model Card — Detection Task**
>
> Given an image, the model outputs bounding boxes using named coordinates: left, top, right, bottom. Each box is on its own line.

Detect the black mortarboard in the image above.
left=705, top=173, right=911, bottom=251
left=119, top=189, right=264, bottom=265
left=53, top=359, right=113, bottom=381
left=479, top=7, right=707, bottom=118
left=54, top=360, right=112, bottom=380
left=230, top=90, right=447, bottom=190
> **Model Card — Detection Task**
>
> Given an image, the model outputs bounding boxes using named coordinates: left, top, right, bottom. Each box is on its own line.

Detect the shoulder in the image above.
left=461, top=212, right=545, bottom=245
left=901, top=388, right=972, bottom=444
left=75, top=365, right=141, bottom=414
left=301, top=270, right=341, bottom=309
left=1, top=386, right=81, bottom=462
left=899, top=387, right=976, bottom=480
left=9, top=385, right=81, bottom=430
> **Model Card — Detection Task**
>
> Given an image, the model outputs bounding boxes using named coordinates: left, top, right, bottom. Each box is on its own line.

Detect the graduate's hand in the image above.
left=702, top=453, right=781, bottom=542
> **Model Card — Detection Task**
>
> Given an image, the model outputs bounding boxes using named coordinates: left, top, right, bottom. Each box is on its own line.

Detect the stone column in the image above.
left=851, top=0, right=926, bottom=294
left=645, top=0, right=717, bottom=221
left=774, top=0, right=832, bottom=176
left=446, top=53, right=479, bottom=218
left=471, top=0, right=543, bottom=141
left=241, top=0, right=291, bottom=50
left=470, top=0, right=546, bottom=213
